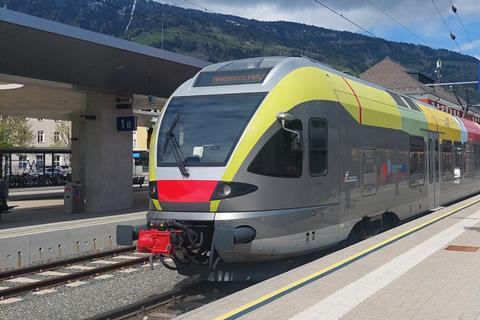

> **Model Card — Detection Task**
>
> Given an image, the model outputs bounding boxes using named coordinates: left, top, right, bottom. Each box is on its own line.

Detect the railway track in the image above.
left=0, top=246, right=150, bottom=300
left=87, top=281, right=254, bottom=320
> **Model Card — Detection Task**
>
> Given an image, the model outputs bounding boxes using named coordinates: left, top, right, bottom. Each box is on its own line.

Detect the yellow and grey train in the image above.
left=118, top=56, right=480, bottom=271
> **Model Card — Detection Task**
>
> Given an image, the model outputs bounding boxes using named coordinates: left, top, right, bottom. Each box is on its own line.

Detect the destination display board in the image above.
left=194, top=68, right=272, bottom=87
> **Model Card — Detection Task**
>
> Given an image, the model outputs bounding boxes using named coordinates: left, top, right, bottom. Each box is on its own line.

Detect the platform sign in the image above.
left=117, top=116, right=137, bottom=132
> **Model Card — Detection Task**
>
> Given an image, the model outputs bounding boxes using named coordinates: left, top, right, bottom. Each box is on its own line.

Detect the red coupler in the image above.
left=137, top=229, right=175, bottom=255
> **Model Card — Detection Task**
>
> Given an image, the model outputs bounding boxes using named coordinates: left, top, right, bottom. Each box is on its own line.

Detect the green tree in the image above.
left=51, top=121, right=71, bottom=149
left=51, top=121, right=72, bottom=162
left=0, top=116, right=34, bottom=148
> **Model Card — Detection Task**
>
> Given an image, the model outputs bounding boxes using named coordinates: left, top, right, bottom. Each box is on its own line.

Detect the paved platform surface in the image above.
left=8, top=185, right=147, bottom=201
left=1, top=188, right=148, bottom=229
left=178, top=195, right=480, bottom=320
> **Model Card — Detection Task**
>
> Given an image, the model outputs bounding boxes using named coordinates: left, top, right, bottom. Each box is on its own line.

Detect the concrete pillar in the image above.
left=71, top=119, right=86, bottom=182
left=75, top=92, right=133, bottom=212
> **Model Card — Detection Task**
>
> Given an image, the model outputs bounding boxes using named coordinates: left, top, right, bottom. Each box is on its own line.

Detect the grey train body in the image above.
left=147, top=56, right=480, bottom=264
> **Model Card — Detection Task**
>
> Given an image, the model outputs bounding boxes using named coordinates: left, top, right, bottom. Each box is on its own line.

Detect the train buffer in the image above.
left=178, top=194, right=480, bottom=320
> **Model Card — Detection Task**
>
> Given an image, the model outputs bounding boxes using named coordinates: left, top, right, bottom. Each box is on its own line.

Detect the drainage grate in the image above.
left=445, top=245, right=479, bottom=252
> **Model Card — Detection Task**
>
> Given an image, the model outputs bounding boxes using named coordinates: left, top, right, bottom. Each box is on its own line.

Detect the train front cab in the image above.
left=142, top=59, right=346, bottom=266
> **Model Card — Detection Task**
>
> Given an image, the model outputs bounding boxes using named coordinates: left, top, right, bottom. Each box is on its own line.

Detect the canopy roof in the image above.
left=0, top=8, right=209, bottom=97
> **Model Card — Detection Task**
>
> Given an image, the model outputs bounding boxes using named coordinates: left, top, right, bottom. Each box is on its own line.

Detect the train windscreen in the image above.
left=157, top=93, right=266, bottom=167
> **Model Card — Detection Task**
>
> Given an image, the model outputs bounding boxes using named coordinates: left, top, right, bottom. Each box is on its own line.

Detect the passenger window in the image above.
left=453, top=141, right=462, bottom=179
left=248, top=120, right=302, bottom=178
left=309, top=118, right=328, bottom=176
left=409, top=136, right=425, bottom=187
left=442, top=140, right=453, bottom=181
left=361, top=148, right=377, bottom=196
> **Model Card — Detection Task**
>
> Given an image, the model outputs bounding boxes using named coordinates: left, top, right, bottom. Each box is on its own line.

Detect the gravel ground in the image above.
left=0, top=264, right=192, bottom=320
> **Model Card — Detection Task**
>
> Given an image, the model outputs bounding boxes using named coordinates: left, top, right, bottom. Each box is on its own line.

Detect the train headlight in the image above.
left=222, top=184, right=232, bottom=196
left=211, top=181, right=258, bottom=200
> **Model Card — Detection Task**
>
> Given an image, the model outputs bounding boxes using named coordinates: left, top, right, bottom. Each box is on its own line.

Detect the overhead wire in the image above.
left=179, top=0, right=214, bottom=13
left=430, top=0, right=464, bottom=54
left=449, top=0, right=479, bottom=57
left=364, top=0, right=430, bottom=46
left=312, top=0, right=378, bottom=38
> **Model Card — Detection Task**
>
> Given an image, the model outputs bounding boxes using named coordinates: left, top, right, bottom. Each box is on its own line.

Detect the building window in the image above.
left=248, top=120, right=303, bottom=178
left=409, top=136, right=425, bottom=187
left=37, top=130, right=45, bottom=143
left=309, top=118, right=328, bottom=176
left=53, top=155, right=61, bottom=167
left=18, top=155, right=28, bottom=169
left=36, top=154, right=44, bottom=169
left=442, top=140, right=453, bottom=181
left=53, top=131, right=60, bottom=143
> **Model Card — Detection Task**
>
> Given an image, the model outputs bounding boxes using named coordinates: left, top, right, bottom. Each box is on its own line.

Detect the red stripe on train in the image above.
left=156, top=180, right=218, bottom=202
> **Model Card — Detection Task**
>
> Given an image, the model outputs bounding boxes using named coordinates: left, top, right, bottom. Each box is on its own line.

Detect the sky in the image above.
left=155, top=0, right=480, bottom=59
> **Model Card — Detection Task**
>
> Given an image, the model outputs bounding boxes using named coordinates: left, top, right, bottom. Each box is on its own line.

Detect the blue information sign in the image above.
left=117, top=116, right=137, bottom=132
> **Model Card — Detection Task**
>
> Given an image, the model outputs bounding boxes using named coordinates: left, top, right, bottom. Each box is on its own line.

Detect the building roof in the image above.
left=359, top=57, right=466, bottom=107
left=0, top=8, right=209, bottom=97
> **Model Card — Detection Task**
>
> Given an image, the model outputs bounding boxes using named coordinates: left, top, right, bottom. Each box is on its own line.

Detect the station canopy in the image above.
left=0, top=8, right=209, bottom=119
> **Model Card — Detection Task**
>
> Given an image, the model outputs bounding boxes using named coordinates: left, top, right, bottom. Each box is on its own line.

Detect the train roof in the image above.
left=169, top=56, right=480, bottom=144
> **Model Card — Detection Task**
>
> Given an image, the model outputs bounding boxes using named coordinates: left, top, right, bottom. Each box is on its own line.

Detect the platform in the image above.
left=0, top=189, right=148, bottom=270
left=1, top=187, right=148, bottom=229
left=178, top=194, right=480, bottom=320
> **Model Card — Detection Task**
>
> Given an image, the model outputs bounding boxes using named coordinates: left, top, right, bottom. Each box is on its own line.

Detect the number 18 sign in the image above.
left=117, top=116, right=137, bottom=132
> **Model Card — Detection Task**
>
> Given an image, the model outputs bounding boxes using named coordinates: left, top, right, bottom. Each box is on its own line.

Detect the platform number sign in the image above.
left=117, top=116, right=137, bottom=132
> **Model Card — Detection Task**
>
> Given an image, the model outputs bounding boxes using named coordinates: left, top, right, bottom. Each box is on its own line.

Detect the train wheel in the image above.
left=341, top=222, right=364, bottom=248
left=382, top=212, right=400, bottom=231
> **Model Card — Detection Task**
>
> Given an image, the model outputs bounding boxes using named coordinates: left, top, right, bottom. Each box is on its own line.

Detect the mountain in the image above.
left=2, top=0, right=479, bottom=104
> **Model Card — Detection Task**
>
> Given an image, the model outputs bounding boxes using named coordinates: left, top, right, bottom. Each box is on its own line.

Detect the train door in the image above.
left=302, top=104, right=340, bottom=244
left=305, top=105, right=340, bottom=206
left=427, top=132, right=440, bottom=209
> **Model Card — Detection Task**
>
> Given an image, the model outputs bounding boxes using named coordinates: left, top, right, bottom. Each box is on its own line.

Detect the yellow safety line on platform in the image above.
left=213, top=197, right=480, bottom=320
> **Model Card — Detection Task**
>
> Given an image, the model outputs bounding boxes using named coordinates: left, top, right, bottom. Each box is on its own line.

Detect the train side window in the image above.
left=453, top=141, right=462, bottom=179
left=409, top=136, right=425, bottom=187
left=248, top=120, right=303, bottom=178
left=309, top=118, right=328, bottom=176
left=441, top=140, right=453, bottom=181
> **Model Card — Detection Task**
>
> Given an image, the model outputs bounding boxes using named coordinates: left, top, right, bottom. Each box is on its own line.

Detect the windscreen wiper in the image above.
left=161, top=112, right=190, bottom=178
